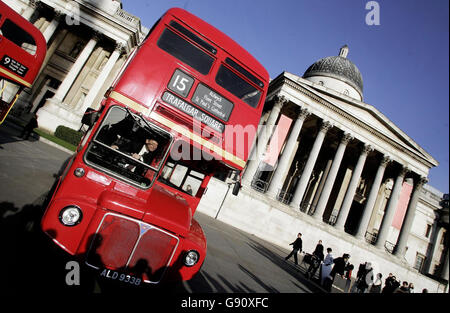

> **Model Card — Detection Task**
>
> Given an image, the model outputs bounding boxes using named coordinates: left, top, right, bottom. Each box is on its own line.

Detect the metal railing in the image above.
left=327, top=213, right=338, bottom=226
left=277, top=190, right=293, bottom=205
left=365, top=231, right=377, bottom=245
left=251, top=178, right=269, bottom=194
left=384, top=241, right=396, bottom=254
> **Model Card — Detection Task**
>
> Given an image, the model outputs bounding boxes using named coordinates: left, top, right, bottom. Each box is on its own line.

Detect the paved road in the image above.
left=0, top=119, right=328, bottom=295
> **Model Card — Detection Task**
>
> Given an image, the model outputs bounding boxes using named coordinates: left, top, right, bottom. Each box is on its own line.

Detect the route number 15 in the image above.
left=168, top=69, right=194, bottom=98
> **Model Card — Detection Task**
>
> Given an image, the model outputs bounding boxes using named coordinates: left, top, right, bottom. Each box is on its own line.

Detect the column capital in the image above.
left=319, top=120, right=333, bottom=133
left=92, top=31, right=103, bottom=42
left=29, top=0, right=40, bottom=9
left=53, top=9, right=64, bottom=21
left=273, top=95, right=288, bottom=108
left=341, top=132, right=353, bottom=145
left=362, top=144, right=374, bottom=155
left=297, top=107, right=310, bottom=121
left=114, top=42, right=126, bottom=53
left=399, top=166, right=410, bottom=177
left=416, top=176, right=428, bottom=188
left=380, top=155, right=391, bottom=167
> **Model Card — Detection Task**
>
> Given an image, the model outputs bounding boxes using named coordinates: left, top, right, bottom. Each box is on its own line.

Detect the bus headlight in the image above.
left=184, top=250, right=199, bottom=267
left=59, top=206, right=82, bottom=226
left=74, top=167, right=85, bottom=177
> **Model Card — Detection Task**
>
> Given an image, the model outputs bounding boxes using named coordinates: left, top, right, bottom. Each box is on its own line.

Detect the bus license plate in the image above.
left=99, top=268, right=142, bottom=286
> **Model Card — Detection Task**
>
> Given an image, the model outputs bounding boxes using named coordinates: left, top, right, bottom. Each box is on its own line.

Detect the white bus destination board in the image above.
left=162, top=91, right=225, bottom=133
left=191, top=83, right=233, bottom=121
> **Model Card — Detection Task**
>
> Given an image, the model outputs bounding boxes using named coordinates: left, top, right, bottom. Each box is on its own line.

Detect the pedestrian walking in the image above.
left=284, top=233, right=302, bottom=265
left=369, top=273, right=383, bottom=293
left=354, top=262, right=374, bottom=293
left=343, top=263, right=354, bottom=293
left=320, top=247, right=333, bottom=285
left=323, top=253, right=350, bottom=292
left=395, top=281, right=410, bottom=293
left=20, top=113, right=38, bottom=140
left=408, top=282, right=415, bottom=293
left=382, top=273, right=395, bottom=293
left=306, top=240, right=324, bottom=279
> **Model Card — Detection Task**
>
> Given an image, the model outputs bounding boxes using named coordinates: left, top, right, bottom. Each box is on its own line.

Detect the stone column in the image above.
left=423, top=218, right=441, bottom=274
left=442, top=250, right=449, bottom=281
left=355, top=155, right=391, bottom=240
left=267, top=108, right=309, bottom=199
left=375, top=166, right=408, bottom=250
left=43, top=10, right=62, bottom=42
left=313, top=133, right=353, bottom=221
left=335, top=144, right=373, bottom=230
left=309, top=157, right=333, bottom=214
left=290, top=121, right=332, bottom=210
left=394, top=177, right=428, bottom=256
left=22, top=0, right=39, bottom=21
left=242, top=96, right=287, bottom=186
left=78, top=44, right=123, bottom=115
left=53, top=34, right=100, bottom=103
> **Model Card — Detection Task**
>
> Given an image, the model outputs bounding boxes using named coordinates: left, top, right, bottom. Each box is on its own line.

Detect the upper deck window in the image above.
left=169, top=21, right=217, bottom=55
left=157, top=27, right=214, bottom=75
left=215, top=64, right=261, bottom=108
left=0, top=19, right=37, bottom=55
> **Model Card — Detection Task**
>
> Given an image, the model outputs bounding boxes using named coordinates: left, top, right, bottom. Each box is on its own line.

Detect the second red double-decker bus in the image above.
left=0, top=1, right=46, bottom=124
left=41, top=7, right=269, bottom=286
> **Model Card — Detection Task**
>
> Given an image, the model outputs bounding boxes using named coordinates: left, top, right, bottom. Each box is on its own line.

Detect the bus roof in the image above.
left=166, top=8, right=269, bottom=84
left=0, top=1, right=46, bottom=87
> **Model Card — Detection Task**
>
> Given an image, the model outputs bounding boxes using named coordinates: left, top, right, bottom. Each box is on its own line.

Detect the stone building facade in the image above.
left=6, top=0, right=148, bottom=133
left=197, top=46, right=449, bottom=292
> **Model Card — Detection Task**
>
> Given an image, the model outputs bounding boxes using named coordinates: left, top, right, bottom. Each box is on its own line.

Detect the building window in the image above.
left=69, top=41, right=84, bottom=58
left=414, top=253, right=426, bottom=271
left=425, top=224, right=432, bottom=238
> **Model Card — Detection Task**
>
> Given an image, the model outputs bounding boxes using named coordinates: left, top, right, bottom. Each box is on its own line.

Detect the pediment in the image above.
left=281, top=72, right=438, bottom=168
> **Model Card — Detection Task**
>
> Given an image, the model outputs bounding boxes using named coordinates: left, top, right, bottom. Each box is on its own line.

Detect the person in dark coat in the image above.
left=323, top=253, right=350, bottom=292
left=97, top=114, right=146, bottom=152
left=355, top=262, right=374, bottom=293
left=306, top=240, right=324, bottom=279
left=285, top=233, right=303, bottom=265
left=130, top=138, right=159, bottom=175
left=382, top=273, right=396, bottom=293
left=395, top=281, right=410, bottom=293
left=20, top=113, right=38, bottom=140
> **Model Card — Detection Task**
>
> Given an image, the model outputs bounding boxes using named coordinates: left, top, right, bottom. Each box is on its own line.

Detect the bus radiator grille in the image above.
left=86, top=213, right=179, bottom=283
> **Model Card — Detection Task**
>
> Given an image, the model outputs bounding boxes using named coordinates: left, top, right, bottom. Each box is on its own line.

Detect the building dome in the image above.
left=303, top=45, right=364, bottom=100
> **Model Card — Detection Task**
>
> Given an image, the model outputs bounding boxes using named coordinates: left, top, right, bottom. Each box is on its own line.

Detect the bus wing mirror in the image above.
left=232, top=181, right=241, bottom=196
left=81, top=108, right=100, bottom=127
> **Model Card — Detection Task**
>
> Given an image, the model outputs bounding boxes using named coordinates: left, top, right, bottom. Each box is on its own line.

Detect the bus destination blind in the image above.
left=162, top=91, right=225, bottom=133
left=192, top=84, right=233, bottom=122
left=1, top=55, right=29, bottom=77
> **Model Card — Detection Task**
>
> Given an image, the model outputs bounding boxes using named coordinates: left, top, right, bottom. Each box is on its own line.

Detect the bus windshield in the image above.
left=84, top=106, right=172, bottom=189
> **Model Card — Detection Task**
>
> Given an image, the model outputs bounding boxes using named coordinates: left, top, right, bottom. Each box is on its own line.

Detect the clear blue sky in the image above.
left=123, top=0, right=449, bottom=193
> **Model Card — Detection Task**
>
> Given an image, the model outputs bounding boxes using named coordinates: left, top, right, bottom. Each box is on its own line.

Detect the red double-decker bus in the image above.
left=41, top=7, right=269, bottom=286
left=0, top=1, right=46, bottom=124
